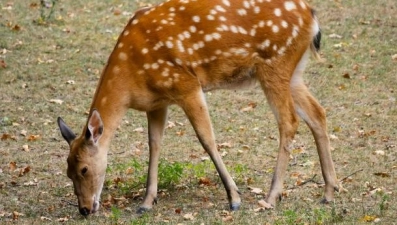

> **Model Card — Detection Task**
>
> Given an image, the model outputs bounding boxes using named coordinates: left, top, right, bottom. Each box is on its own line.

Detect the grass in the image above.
left=1, top=0, right=396, bottom=224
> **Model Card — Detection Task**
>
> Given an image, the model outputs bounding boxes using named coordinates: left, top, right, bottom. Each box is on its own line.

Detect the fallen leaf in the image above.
left=11, top=24, right=21, bottom=31
left=22, top=144, right=29, bottom=152
left=198, top=177, right=212, bottom=186
left=240, top=102, right=257, bottom=112
left=328, top=33, right=342, bottom=39
left=1, top=133, right=12, bottom=140
left=249, top=187, right=263, bottom=194
left=12, top=211, right=20, bottom=220
left=183, top=213, right=195, bottom=220
left=361, top=215, right=376, bottom=222
left=342, top=72, right=351, bottom=79
left=57, top=216, right=70, bottom=222
left=392, top=54, right=397, bottom=61
left=373, top=172, right=390, bottom=178
left=201, top=156, right=210, bottom=161
left=20, top=130, right=27, bottom=136
left=40, top=216, right=52, bottom=221
left=218, top=142, right=232, bottom=149
left=133, top=127, right=144, bottom=133
left=49, top=99, right=63, bottom=104
left=167, top=121, right=176, bottom=128
left=176, top=130, right=184, bottom=136
left=19, top=166, right=31, bottom=177
left=0, top=59, right=6, bottom=68
left=27, top=135, right=40, bottom=141
left=66, top=80, right=75, bottom=84
left=373, top=150, right=385, bottom=156
left=257, top=200, right=273, bottom=209
left=222, top=215, right=233, bottom=222
left=9, top=162, right=17, bottom=172
left=175, top=208, right=182, bottom=214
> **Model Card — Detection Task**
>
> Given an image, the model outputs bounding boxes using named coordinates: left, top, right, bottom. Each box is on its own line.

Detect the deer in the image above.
left=57, top=0, right=339, bottom=216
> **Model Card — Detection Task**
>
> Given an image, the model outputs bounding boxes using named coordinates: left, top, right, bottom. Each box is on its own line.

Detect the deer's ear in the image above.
left=85, top=109, right=104, bottom=144
left=57, top=117, right=76, bottom=145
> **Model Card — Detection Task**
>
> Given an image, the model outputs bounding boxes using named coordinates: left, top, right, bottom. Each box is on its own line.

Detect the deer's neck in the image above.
left=85, top=65, right=130, bottom=150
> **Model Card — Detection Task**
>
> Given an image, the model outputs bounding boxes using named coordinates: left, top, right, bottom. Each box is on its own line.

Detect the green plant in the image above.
left=36, top=0, right=59, bottom=24
left=283, top=209, right=301, bottom=225
left=110, top=206, right=121, bottom=223
left=379, top=192, right=390, bottom=216
left=158, top=160, right=184, bottom=188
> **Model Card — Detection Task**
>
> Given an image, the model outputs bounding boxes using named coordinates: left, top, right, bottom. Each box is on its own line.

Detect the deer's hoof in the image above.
left=136, top=206, right=151, bottom=214
left=230, top=202, right=241, bottom=211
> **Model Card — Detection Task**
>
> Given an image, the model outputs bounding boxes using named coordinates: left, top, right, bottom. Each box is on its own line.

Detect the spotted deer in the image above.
left=57, top=0, right=339, bottom=216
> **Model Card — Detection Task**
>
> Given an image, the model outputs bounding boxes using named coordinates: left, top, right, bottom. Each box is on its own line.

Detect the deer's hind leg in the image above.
left=256, top=63, right=300, bottom=206
left=289, top=56, right=339, bottom=203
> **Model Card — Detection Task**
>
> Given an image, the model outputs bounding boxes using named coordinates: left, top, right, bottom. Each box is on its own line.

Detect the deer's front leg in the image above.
left=138, top=107, right=168, bottom=213
left=180, top=90, right=241, bottom=210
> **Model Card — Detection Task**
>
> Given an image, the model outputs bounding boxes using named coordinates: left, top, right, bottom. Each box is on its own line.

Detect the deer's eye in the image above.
left=81, top=167, right=88, bottom=175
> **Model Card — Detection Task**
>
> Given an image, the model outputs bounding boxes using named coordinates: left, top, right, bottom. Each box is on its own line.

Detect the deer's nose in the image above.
left=79, top=207, right=90, bottom=216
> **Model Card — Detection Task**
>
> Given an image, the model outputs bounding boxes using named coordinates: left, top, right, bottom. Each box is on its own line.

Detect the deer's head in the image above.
left=57, top=110, right=107, bottom=216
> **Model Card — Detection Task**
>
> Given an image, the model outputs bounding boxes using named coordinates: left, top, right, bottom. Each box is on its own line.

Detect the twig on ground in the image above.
left=339, top=168, right=364, bottom=183
left=61, top=199, right=78, bottom=207
left=288, top=174, right=321, bottom=190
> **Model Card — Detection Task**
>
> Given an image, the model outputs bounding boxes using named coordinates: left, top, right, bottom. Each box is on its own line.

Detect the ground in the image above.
left=0, top=0, right=396, bottom=224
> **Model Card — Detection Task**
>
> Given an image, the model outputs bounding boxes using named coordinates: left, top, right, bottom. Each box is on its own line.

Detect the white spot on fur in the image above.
left=175, top=58, right=183, bottom=65
left=151, top=63, right=159, bottom=70
left=141, top=48, right=149, bottom=55
left=250, top=29, right=256, bottom=36
left=243, top=1, right=250, bottom=8
left=254, top=6, right=260, bottom=14
left=215, top=5, right=226, bottom=12
left=189, top=26, right=197, bottom=33
left=119, top=52, right=128, bottom=60
left=284, top=1, right=297, bottom=11
left=219, top=16, right=227, bottom=21
left=238, top=26, right=248, bottom=34
left=123, top=30, right=130, bottom=36
left=278, top=46, right=286, bottom=55
left=183, top=31, right=191, bottom=39
left=112, top=66, right=120, bottom=74
left=298, top=17, right=304, bottom=27
left=117, top=42, right=124, bottom=48
left=281, top=20, right=289, bottom=28
left=292, top=25, right=299, bottom=37
left=299, top=0, right=307, bottom=9
left=237, top=9, right=247, bottom=16
left=230, top=25, right=238, bottom=33
left=274, top=8, right=281, bottom=17
left=272, top=25, right=279, bottom=33
left=192, top=16, right=200, bottom=23
left=267, top=20, right=273, bottom=26
left=222, top=0, right=231, bottom=7
left=176, top=40, right=185, bottom=52
left=166, top=41, right=173, bottom=48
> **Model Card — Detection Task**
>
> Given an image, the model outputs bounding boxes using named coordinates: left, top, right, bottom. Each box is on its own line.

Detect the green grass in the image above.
left=1, top=0, right=396, bottom=224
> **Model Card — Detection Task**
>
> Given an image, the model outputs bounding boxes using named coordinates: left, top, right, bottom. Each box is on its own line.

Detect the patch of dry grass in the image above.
left=0, top=0, right=396, bottom=224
